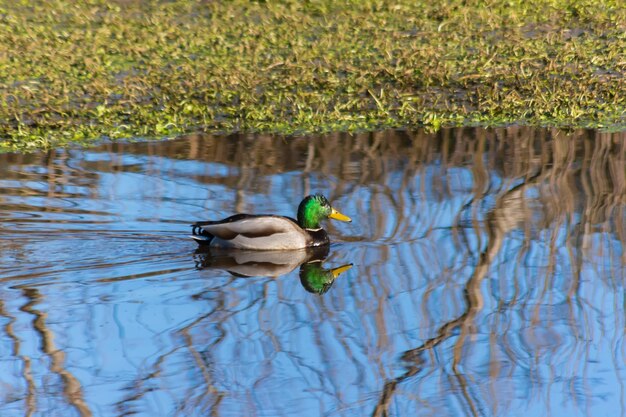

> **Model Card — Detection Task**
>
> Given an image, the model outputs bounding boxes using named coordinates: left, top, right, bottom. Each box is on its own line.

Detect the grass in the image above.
left=1, top=0, right=625, bottom=151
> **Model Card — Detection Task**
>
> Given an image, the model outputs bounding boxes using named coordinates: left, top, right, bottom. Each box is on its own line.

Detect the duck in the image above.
left=191, top=194, right=351, bottom=250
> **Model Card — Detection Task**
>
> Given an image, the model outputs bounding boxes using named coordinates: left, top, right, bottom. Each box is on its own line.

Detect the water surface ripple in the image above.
left=0, top=128, right=624, bottom=417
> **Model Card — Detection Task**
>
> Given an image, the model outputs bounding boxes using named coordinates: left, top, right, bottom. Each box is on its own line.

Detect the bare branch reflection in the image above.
left=0, top=127, right=624, bottom=416
left=20, top=288, right=93, bottom=417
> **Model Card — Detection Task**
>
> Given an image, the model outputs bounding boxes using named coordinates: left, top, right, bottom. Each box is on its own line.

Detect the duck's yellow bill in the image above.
left=329, top=207, right=352, bottom=222
left=331, top=263, right=353, bottom=278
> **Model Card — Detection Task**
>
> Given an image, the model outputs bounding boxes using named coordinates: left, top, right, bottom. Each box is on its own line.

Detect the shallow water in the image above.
left=0, top=128, right=624, bottom=417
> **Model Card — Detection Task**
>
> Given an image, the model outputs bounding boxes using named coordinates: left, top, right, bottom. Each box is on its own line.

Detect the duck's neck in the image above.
left=305, top=228, right=330, bottom=247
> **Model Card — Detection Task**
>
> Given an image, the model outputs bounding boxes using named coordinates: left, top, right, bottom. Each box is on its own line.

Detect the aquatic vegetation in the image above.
left=1, top=0, right=625, bottom=151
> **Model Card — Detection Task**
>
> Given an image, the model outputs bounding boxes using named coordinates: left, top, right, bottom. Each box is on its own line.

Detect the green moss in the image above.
left=1, top=0, right=625, bottom=151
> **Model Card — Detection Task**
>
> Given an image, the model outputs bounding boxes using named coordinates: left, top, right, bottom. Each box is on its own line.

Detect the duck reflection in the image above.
left=193, top=245, right=352, bottom=294
left=298, top=261, right=352, bottom=295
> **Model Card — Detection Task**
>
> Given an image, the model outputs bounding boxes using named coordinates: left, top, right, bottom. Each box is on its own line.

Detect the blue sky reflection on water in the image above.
left=0, top=128, right=624, bottom=417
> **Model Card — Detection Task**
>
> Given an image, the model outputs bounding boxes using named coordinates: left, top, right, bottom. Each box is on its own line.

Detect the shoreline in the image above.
left=1, top=1, right=625, bottom=152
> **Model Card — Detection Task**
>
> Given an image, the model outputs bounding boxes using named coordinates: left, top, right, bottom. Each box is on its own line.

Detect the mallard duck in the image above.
left=191, top=194, right=351, bottom=250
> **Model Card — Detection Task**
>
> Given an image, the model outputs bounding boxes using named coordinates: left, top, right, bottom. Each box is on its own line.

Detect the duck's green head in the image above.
left=297, top=194, right=351, bottom=230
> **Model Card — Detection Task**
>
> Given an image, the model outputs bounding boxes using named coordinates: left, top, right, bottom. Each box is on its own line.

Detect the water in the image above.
left=0, top=128, right=624, bottom=417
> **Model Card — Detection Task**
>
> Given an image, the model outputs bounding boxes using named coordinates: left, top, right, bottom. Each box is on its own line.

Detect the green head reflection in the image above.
left=299, top=262, right=353, bottom=295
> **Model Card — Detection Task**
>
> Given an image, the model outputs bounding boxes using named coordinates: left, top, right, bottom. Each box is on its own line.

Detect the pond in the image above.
left=0, top=128, right=624, bottom=417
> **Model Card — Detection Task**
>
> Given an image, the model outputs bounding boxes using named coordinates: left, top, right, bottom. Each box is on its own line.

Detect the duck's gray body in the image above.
left=191, top=214, right=329, bottom=250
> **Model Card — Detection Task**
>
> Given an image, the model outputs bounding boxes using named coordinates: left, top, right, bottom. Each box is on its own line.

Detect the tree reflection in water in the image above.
left=0, top=127, right=623, bottom=417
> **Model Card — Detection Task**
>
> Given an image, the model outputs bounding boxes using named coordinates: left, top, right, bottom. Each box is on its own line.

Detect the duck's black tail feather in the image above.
left=191, top=223, right=214, bottom=246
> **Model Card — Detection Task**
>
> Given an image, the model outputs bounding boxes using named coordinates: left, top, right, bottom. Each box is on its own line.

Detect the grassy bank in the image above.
left=1, top=0, right=625, bottom=151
